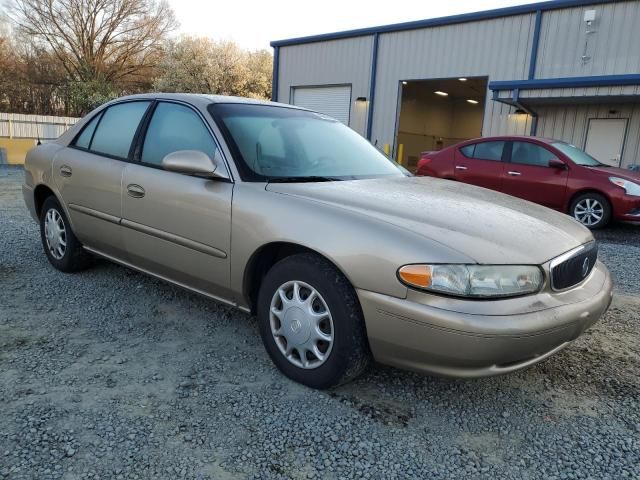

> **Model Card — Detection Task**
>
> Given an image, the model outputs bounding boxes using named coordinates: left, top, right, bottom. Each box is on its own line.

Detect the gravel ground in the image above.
left=1, top=165, right=639, bottom=480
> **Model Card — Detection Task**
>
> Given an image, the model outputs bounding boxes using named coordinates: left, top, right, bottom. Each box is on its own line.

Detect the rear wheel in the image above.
left=257, top=253, right=371, bottom=389
left=570, top=193, right=611, bottom=229
left=39, top=196, right=93, bottom=272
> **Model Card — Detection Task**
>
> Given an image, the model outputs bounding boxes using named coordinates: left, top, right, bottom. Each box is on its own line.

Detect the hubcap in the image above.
left=574, top=198, right=604, bottom=226
left=269, top=281, right=334, bottom=369
left=44, top=208, right=67, bottom=260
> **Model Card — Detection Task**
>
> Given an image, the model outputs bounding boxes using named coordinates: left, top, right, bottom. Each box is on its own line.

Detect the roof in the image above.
left=113, top=92, right=290, bottom=107
left=271, top=0, right=618, bottom=47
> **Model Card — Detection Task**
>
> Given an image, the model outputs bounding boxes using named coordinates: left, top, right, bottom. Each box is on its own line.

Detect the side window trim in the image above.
left=87, top=111, right=105, bottom=151
left=131, top=100, right=159, bottom=162
left=504, top=141, right=513, bottom=163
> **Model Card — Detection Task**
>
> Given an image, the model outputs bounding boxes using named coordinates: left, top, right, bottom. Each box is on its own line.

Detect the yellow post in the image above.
left=397, top=143, right=405, bottom=166
left=383, top=143, right=390, bottom=156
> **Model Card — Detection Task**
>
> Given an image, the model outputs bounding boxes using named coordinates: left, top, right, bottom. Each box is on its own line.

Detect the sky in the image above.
left=167, top=0, right=533, bottom=51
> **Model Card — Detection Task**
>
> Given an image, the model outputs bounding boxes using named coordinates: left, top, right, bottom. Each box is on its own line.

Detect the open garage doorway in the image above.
left=396, top=77, right=487, bottom=170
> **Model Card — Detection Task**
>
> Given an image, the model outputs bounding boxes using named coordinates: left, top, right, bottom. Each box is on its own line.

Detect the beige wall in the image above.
left=397, top=93, right=483, bottom=168
left=0, top=138, right=36, bottom=165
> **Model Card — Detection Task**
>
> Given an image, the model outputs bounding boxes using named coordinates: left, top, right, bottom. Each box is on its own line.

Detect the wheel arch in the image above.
left=33, top=184, right=58, bottom=217
left=567, top=188, right=613, bottom=215
left=243, top=242, right=353, bottom=315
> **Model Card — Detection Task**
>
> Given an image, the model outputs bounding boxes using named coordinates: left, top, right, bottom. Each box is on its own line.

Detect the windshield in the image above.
left=209, top=103, right=406, bottom=181
left=552, top=142, right=604, bottom=167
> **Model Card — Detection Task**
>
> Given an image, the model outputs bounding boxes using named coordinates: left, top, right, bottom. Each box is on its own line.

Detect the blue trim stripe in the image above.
left=366, top=34, right=379, bottom=141
left=528, top=9, right=543, bottom=80
left=490, top=74, right=640, bottom=91
left=271, top=46, right=280, bottom=102
left=270, top=0, right=618, bottom=47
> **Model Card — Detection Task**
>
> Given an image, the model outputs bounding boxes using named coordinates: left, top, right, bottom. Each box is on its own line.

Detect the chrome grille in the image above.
left=550, top=242, right=598, bottom=291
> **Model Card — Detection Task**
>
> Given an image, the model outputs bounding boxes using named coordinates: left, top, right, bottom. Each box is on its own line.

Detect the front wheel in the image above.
left=570, top=193, right=611, bottom=229
left=257, top=253, right=371, bottom=389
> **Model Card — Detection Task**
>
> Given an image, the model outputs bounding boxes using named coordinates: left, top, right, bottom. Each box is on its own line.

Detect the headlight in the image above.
left=398, top=264, right=543, bottom=298
left=609, top=177, right=640, bottom=196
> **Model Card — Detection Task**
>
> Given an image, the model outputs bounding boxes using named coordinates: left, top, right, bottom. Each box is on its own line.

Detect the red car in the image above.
left=416, top=136, right=640, bottom=229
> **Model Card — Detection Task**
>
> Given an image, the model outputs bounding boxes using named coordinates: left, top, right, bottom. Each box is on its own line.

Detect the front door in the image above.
left=585, top=118, right=627, bottom=167
left=52, top=101, right=152, bottom=258
left=501, top=141, right=569, bottom=210
left=121, top=101, right=233, bottom=300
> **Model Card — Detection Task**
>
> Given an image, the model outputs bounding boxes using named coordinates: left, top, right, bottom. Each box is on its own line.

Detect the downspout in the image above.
left=527, top=9, right=542, bottom=135
left=271, top=46, right=280, bottom=102
left=366, top=33, right=379, bottom=141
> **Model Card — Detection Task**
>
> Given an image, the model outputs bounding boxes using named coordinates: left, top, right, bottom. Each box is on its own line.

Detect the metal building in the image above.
left=270, top=0, right=640, bottom=170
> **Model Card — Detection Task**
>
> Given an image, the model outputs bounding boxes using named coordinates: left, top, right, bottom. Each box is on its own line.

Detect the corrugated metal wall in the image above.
left=0, top=113, right=79, bottom=140
left=277, top=36, right=374, bottom=135
left=535, top=102, right=640, bottom=168
left=275, top=0, right=640, bottom=159
left=372, top=14, right=536, bottom=148
left=535, top=0, right=640, bottom=79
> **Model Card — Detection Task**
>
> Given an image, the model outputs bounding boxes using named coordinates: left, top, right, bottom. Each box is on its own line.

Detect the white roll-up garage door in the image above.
left=292, top=86, right=351, bottom=125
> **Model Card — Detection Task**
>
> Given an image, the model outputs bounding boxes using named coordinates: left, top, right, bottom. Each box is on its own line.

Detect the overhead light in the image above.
left=355, top=96, right=367, bottom=102
left=402, top=81, right=408, bottom=85
left=514, top=108, right=527, bottom=115
left=466, top=99, right=479, bottom=104
left=434, top=91, right=448, bottom=97
left=459, top=78, right=468, bottom=82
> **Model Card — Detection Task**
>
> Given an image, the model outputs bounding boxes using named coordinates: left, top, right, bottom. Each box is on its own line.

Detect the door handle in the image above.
left=507, top=171, right=521, bottom=176
left=127, top=184, right=145, bottom=198
left=455, top=165, right=468, bottom=170
left=60, top=165, right=72, bottom=177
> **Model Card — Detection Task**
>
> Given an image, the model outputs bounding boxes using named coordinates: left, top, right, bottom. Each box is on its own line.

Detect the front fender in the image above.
left=230, top=183, right=474, bottom=306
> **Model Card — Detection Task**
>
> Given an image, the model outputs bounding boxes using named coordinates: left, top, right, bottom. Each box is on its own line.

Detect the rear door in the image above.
left=121, top=101, right=234, bottom=300
left=52, top=100, right=151, bottom=258
left=453, top=140, right=506, bottom=191
left=501, top=141, right=569, bottom=210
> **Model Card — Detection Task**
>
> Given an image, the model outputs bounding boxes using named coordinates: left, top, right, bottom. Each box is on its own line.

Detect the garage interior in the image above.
left=396, top=77, right=487, bottom=170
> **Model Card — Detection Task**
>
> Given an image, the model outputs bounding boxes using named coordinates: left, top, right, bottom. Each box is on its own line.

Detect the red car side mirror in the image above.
left=549, top=159, right=567, bottom=170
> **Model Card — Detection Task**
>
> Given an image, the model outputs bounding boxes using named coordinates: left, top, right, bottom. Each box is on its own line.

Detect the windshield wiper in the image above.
left=267, top=176, right=343, bottom=183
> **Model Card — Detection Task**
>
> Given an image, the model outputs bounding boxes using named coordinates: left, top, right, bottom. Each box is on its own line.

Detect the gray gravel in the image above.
left=1, top=165, right=639, bottom=480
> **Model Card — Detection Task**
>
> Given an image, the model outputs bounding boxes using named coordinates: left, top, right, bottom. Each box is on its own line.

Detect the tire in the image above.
left=257, top=253, right=371, bottom=389
left=39, top=196, right=93, bottom=272
left=569, top=193, right=612, bottom=229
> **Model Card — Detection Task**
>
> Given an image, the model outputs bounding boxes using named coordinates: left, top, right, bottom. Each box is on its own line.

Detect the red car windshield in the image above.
left=552, top=142, right=605, bottom=167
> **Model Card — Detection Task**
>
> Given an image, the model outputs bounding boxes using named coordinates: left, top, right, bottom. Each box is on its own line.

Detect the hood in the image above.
left=266, top=176, right=593, bottom=265
left=586, top=165, right=640, bottom=182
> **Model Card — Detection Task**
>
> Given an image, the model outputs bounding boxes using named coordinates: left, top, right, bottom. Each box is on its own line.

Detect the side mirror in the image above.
left=162, top=150, right=226, bottom=179
left=549, top=159, right=567, bottom=170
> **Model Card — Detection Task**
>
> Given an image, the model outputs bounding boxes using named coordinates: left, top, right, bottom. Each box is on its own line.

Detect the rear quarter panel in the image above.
left=416, top=148, right=455, bottom=178
left=23, top=143, right=66, bottom=221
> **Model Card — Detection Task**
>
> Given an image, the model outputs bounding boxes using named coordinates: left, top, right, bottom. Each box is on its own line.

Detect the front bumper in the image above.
left=357, top=261, right=613, bottom=378
left=613, top=193, right=640, bottom=222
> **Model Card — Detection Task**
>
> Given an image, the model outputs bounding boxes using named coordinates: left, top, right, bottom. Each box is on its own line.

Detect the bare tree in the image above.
left=7, top=0, right=177, bottom=86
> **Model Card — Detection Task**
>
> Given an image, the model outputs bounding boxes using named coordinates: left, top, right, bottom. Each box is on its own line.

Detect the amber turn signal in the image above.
left=398, top=264, right=432, bottom=288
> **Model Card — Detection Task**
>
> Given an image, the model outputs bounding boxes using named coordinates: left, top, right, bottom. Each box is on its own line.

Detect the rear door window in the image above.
left=472, top=141, right=505, bottom=161
left=73, top=113, right=102, bottom=149
left=460, top=144, right=475, bottom=158
left=89, top=101, right=151, bottom=159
